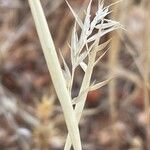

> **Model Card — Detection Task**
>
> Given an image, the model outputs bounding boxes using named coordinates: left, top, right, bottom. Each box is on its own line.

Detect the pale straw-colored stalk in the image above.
left=64, top=43, right=97, bottom=150
left=27, top=0, right=82, bottom=150
left=108, top=2, right=120, bottom=150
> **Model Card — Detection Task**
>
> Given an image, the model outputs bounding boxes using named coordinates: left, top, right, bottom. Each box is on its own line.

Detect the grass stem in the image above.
left=28, top=0, right=82, bottom=149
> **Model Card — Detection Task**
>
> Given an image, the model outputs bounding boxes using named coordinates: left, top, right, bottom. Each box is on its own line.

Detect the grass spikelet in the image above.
left=64, top=0, right=121, bottom=149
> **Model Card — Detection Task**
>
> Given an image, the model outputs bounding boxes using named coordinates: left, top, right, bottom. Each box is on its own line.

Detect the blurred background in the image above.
left=0, top=0, right=149, bottom=150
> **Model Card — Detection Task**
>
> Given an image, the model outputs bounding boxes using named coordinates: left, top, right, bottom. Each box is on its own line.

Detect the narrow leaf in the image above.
left=94, top=48, right=109, bottom=66
left=65, top=0, right=83, bottom=28
left=59, top=50, right=71, bottom=82
left=90, top=77, right=114, bottom=91
left=71, top=23, right=78, bottom=65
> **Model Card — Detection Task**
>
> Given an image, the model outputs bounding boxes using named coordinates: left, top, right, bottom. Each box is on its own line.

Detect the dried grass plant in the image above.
left=64, top=1, right=122, bottom=149
left=28, top=0, right=121, bottom=149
